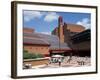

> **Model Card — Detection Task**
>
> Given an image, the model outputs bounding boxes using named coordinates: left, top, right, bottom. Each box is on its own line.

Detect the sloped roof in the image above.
left=53, top=23, right=85, bottom=33
left=65, top=23, right=85, bottom=32
left=24, top=37, right=50, bottom=45
left=24, top=32, right=70, bottom=49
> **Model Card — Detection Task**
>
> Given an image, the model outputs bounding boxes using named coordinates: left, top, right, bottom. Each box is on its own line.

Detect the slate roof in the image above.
left=24, top=32, right=70, bottom=49
left=24, top=37, right=50, bottom=45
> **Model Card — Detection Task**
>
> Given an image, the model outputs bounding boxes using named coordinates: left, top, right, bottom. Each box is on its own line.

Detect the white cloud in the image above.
left=24, top=11, right=59, bottom=23
left=40, top=32, right=51, bottom=35
left=23, top=11, right=45, bottom=22
left=44, top=12, right=59, bottom=22
left=76, top=18, right=91, bottom=29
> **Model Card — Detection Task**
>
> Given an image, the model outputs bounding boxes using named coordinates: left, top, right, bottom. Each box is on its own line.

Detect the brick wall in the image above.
left=24, top=45, right=50, bottom=56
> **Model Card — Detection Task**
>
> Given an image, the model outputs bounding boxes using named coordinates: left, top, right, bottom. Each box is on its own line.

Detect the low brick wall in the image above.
left=23, top=58, right=49, bottom=67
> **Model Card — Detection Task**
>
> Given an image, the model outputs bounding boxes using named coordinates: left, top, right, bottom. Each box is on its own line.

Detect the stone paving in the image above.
left=31, top=56, right=91, bottom=69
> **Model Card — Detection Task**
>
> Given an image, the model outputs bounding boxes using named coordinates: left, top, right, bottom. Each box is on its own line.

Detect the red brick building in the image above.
left=23, top=16, right=90, bottom=57
left=52, top=16, right=90, bottom=56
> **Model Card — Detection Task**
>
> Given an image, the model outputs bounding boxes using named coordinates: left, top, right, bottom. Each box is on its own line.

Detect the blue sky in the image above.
left=23, top=10, right=91, bottom=35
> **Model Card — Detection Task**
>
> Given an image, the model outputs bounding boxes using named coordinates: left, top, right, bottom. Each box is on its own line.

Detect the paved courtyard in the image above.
left=31, top=56, right=91, bottom=69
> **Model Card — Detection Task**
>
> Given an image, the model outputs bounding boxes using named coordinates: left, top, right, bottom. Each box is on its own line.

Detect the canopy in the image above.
left=51, top=55, right=64, bottom=58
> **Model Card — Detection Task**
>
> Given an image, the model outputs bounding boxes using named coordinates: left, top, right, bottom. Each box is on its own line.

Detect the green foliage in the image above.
left=34, top=53, right=44, bottom=58
left=24, top=50, right=28, bottom=53
left=23, top=50, right=44, bottom=59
